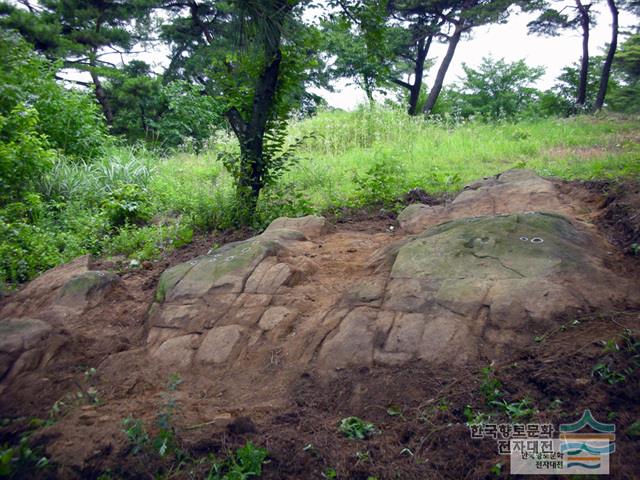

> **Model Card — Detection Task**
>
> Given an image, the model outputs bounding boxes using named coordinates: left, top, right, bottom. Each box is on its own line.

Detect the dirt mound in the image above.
left=0, top=170, right=638, bottom=478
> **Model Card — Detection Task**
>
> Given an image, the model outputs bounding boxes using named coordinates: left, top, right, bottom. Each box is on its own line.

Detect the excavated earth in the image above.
left=1, top=169, right=639, bottom=479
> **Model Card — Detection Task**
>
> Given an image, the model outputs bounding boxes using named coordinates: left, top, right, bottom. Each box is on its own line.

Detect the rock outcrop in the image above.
left=141, top=171, right=637, bottom=372
left=1, top=172, right=636, bottom=387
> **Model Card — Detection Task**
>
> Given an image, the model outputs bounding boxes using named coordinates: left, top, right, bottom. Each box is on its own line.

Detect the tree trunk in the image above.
left=89, top=58, right=114, bottom=125
left=225, top=47, right=284, bottom=215
left=408, top=35, right=431, bottom=116
left=423, top=22, right=463, bottom=116
left=594, top=0, right=619, bottom=111
left=575, top=0, right=591, bottom=107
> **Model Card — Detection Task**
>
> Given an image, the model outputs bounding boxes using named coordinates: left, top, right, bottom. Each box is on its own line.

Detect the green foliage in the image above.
left=353, top=156, right=406, bottom=206
left=338, top=417, right=377, bottom=440
left=592, top=362, right=627, bottom=384
left=0, top=105, right=54, bottom=205
left=463, top=405, right=492, bottom=426
left=0, top=435, right=49, bottom=478
left=473, top=366, right=537, bottom=421
left=153, top=80, right=225, bottom=151
left=554, top=57, right=613, bottom=113
left=255, top=182, right=314, bottom=228
left=0, top=0, right=154, bottom=126
left=39, top=147, right=155, bottom=203
left=322, top=1, right=402, bottom=100
left=0, top=31, right=108, bottom=160
left=122, top=417, right=150, bottom=455
left=322, top=468, right=338, bottom=479
left=104, top=223, right=193, bottom=261
left=480, top=366, right=503, bottom=405
left=490, top=398, right=536, bottom=420
left=489, top=462, right=503, bottom=477
left=101, top=183, right=151, bottom=228
left=439, top=57, right=546, bottom=120
left=608, top=34, right=640, bottom=114
left=0, top=197, right=67, bottom=284
left=206, top=442, right=269, bottom=480
left=592, top=329, right=640, bottom=385
left=627, top=421, right=640, bottom=438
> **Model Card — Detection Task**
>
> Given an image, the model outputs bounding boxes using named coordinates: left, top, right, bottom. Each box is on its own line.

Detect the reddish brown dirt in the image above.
left=1, top=180, right=639, bottom=479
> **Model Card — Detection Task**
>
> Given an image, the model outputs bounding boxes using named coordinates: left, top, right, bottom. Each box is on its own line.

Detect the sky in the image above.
left=312, top=3, right=639, bottom=110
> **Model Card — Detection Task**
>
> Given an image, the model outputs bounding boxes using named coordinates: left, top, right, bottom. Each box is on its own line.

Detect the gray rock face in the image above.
left=6, top=171, right=634, bottom=385
left=397, top=169, right=577, bottom=234
left=56, top=271, right=120, bottom=311
left=367, top=213, right=622, bottom=364
left=264, top=215, right=329, bottom=240
left=144, top=174, right=638, bottom=373
left=0, top=318, right=52, bottom=382
left=147, top=218, right=321, bottom=366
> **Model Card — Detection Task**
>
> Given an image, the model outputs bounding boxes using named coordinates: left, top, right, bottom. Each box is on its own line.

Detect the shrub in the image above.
left=0, top=31, right=108, bottom=160
left=0, top=106, right=54, bottom=205
left=101, top=183, right=152, bottom=228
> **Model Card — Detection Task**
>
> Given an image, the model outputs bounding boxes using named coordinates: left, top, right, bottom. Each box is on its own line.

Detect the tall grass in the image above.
left=280, top=107, right=640, bottom=208
left=39, top=145, right=157, bottom=203
left=4, top=106, right=638, bottom=285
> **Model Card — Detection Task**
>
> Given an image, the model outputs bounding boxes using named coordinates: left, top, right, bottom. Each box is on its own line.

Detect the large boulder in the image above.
left=397, top=169, right=579, bottom=234
left=0, top=255, right=90, bottom=318
left=318, top=212, right=635, bottom=368
left=147, top=221, right=319, bottom=366
left=0, top=318, right=54, bottom=387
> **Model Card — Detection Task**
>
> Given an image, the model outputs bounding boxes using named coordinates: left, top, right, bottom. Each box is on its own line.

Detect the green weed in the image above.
left=338, top=417, right=377, bottom=440
left=480, top=365, right=503, bottom=405
left=206, top=442, right=268, bottom=480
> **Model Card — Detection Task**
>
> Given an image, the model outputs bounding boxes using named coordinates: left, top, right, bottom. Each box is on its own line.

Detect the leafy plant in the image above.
left=0, top=434, right=49, bottom=478
left=122, top=417, right=150, bottom=455
left=489, top=461, right=503, bottom=476
left=490, top=398, right=536, bottom=420
left=479, top=366, right=503, bottom=405
left=463, top=405, right=492, bottom=426
left=353, top=157, right=406, bottom=206
left=386, top=405, right=402, bottom=417
left=338, top=417, right=377, bottom=440
left=206, top=442, right=268, bottom=480
left=101, top=183, right=151, bottom=228
left=322, top=468, right=337, bottom=479
left=592, top=329, right=640, bottom=385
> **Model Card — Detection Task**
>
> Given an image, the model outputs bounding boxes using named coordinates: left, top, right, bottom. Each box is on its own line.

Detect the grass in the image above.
left=2, top=106, right=639, bottom=287
left=282, top=107, right=640, bottom=209
left=159, top=107, right=639, bottom=214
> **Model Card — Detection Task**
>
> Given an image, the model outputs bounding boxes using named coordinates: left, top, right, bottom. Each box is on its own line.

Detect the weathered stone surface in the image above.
left=146, top=217, right=328, bottom=367
left=56, top=271, right=120, bottom=310
left=264, top=215, right=329, bottom=239
left=391, top=213, right=591, bottom=281
left=0, top=255, right=90, bottom=318
left=0, top=318, right=52, bottom=380
left=259, top=307, right=296, bottom=331
left=397, top=204, right=437, bottom=233
left=152, top=334, right=199, bottom=368
left=318, top=308, right=378, bottom=368
left=196, top=325, right=244, bottom=364
left=375, top=212, right=625, bottom=363
left=139, top=172, right=637, bottom=374
left=245, top=260, right=298, bottom=294
left=397, top=169, right=575, bottom=234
